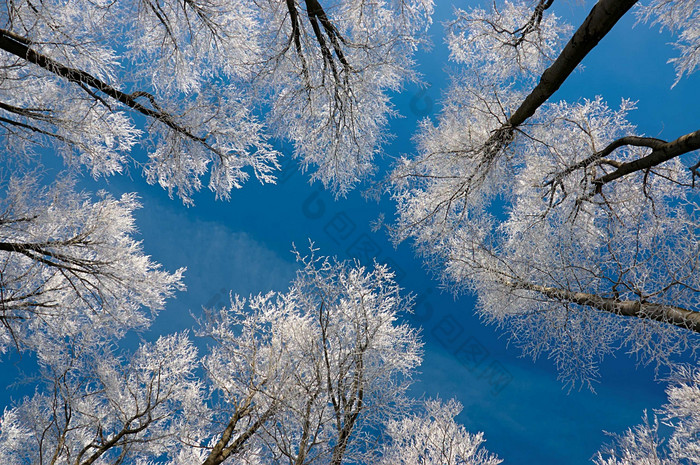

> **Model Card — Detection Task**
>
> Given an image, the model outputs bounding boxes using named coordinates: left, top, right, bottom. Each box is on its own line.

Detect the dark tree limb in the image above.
left=293, top=391, right=321, bottom=465
left=283, top=0, right=350, bottom=86
left=285, top=0, right=309, bottom=78
left=201, top=405, right=276, bottom=465
left=483, top=0, right=638, bottom=155
left=304, top=0, right=349, bottom=69
left=0, top=114, right=75, bottom=145
left=545, top=135, right=668, bottom=187
left=0, top=28, right=227, bottom=157
left=592, top=129, right=700, bottom=189
left=78, top=413, right=152, bottom=465
left=511, top=0, right=555, bottom=47
left=0, top=241, right=108, bottom=274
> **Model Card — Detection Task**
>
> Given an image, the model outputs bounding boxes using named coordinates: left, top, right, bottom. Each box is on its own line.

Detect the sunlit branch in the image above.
left=509, top=279, right=700, bottom=333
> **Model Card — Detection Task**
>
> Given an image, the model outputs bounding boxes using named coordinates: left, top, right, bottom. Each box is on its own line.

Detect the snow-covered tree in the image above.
left=0, top=173, right=184, bottom=356
left=595, top=365, right=700, bottom=465
left=379, top=398, right=501, bottom=465
left=390, top=0, right=700, bottom=385
left=193, top=251, right=423, bottom=465
left=0, top=0, right=433, bottom=202
left=0, top=246, right=498, bottom=465
left=0, top=333, right=205, bottom=465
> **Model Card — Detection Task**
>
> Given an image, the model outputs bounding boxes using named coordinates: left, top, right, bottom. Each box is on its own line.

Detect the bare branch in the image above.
left=592, top=129, right=700, bottom=189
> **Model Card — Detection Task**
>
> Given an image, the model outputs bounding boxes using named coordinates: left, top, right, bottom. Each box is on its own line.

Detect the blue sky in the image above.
left=2, top=1, right=699, bottom=464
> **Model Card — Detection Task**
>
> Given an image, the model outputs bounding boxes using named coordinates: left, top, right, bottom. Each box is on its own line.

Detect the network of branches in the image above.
left=0, top=0, right=699, bottom=463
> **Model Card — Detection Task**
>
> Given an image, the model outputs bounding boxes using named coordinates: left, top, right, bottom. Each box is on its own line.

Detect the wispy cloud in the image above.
left=128, top=196, right=298, bottom=335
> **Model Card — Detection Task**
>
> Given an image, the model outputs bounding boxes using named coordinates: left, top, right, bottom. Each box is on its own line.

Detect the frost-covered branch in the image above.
left=391, top=0, right=700, bottom=385
left=1, top=0, right=433, bottom=200
left=543, top=129, right=700, bottom=201
left=591, top=129, right=700, bottom=190
left=477, top=0, right=638, bottom=162
left=0, top=29, right=208, bottom=148
left=595, top=365, right=700, bottom=464
left=0, top=334, right=204, bottom=465
left=0, top=174, right=184, bottom=355
left=194, top=252, right=422, bottom=465
left=506, top=0, right=637, bottom=129
left=378, top=399, right=501, bottom=465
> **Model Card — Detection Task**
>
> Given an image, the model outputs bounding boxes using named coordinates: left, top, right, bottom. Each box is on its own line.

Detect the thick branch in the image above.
left=201, top=410, right=245, bottom=465
left=592, top=129, right=700, bottom=188
left=0, top=241, right=105, bottom=274
left=511, top=280, right=700, bottom=333
left=286, top=0, right=305, bottom=58
left=201, top=405, right=276, bottom=465
left=293, top=393, right=320, bottom=465
left=545, top=135, right=667, bottom=186
left=303, top=0, right=349, bottom=82
left=484, top=0, right=638, bottom=153
left=512, top=0, right=555, bottom=47
left=329, top=401, right=360, bottom=465
left=0, top=114, right=75, bottom=144
left=304, top=0, right=349, bottom=69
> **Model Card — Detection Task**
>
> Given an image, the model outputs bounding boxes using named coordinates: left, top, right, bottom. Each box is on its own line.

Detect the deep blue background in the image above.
left=2, top=2, right=698, bottom=464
